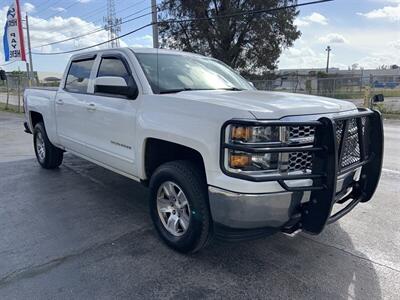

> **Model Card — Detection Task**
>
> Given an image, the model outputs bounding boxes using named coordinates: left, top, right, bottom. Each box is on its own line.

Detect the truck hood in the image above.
left=169, top=90, right=357, bottom=119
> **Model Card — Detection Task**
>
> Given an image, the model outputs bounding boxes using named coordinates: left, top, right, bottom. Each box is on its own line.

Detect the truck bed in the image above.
left=24, top=87, right=59, bottom=136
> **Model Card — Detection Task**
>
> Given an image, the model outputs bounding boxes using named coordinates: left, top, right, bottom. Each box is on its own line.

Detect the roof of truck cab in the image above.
left=69, top=47, right=205, bottom=61
left=130, top=48, right=203, bottom=57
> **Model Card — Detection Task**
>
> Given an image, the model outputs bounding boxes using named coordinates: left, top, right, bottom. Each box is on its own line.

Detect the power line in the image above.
left=33, top=0, right=52, bottom=11
left=31, top=23, right=152, bottom=55
left=159, top=0, right=334, bottom=25
left=31, top=0, right=334, bottom=56
left=89, top=0, right=148, bottom=24
left=31, top=9, right=152, bottom=49
left=43, top=1, right=81, bottom=20
left=28, top=4, right=107, bottom=30
left=28, top=0, right=80, bottom=26
left=104, top=0, right=121, bottom=48
left=75, top=4, right=108, bottom=22
left=30, top=1, right=163, bottom=49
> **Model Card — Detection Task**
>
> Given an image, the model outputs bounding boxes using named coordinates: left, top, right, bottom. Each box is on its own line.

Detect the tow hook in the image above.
left=281, top=212, right=302, bottom=236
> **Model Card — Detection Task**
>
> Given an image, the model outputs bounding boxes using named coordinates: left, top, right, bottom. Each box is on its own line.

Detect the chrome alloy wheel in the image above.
left=157, top=181, right=191, bottom=237
left=35, top=131, right=46, bottom=163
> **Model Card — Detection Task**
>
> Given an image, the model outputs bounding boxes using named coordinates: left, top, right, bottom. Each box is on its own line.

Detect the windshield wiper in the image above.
left=159, top=88, right=216, bottom=94
left=217, top=87, right=244, bottom=91
left=159, top=88, right=195, bottom=94
left=159, top=87, right=244, bottom=94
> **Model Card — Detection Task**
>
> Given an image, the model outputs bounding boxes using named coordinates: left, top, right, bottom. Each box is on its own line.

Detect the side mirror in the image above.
left=0, top=70, right=7, bottom=81
left=94, top=76, right=138, bottom=99
left=372, top=94, right=384, bottom=103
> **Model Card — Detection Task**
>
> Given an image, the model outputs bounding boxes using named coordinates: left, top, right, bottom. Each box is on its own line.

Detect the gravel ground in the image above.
left=0, top=111, right=399, bottom=299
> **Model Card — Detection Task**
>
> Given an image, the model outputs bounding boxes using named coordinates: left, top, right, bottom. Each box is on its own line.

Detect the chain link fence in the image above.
left=253, top=75, right=400, bottom=98
left=0, top=72, right=399, bottom=114
left=0, top=73, right=59, bottom=112
left=252, top=74, right=400, bottom=113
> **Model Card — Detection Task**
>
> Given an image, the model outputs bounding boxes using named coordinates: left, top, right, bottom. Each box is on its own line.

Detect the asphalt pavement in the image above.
left=0, top=111, right=399, bottom=299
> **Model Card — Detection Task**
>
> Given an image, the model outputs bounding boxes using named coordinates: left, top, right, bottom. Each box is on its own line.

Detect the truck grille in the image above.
left=288, top=125, right=315, bottom=172
left=336, top=119, right=361, bottom=168
left=287, top=118, right=365, bottom=173
left=288, top=151, right=313, bottom=172
left=289, top=125, right=315, bottom=141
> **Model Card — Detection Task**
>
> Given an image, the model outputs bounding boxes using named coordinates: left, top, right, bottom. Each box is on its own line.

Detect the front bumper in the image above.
left=212, top=108, right=383, bottom=239
left=209, top=167, right=360, bottom=232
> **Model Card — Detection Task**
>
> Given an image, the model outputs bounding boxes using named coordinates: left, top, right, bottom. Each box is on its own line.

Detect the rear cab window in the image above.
left=65, top=58, right=95, bottom=93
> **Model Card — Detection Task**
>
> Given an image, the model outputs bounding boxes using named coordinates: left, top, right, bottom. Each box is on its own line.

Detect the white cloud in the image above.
left=23, top=2, right=35, bottom=14
left=356, top=53, right=400, bottom=69
left=0, top=6, right=127, bottom=63
left=295, top=12, right=328, bottom=27
left=51, top=7, right=66, bottom=13
left=358, top=4, right=400, bottom=21
left=294, top=19, right=309, bottom=27
left=130, top=44, right=151, bottom=48
left=77, top=0, right=93, bottom=3
left=356, top=40, right=400, bottom=68
left=390, top=40, right=400, bottom=49
left=132, top=35, right=153, bottom=42
left=305, top=13, right=328, bottom=25
left=368, top=0, right=400, bottom=3
left=28, top=16, right=128, bottom=51
left=279, top=46, right=327, bottom=69
left=279, top=25, right=400, bottom=70
left=130, top=35, right=153, bottom=48
left=319, top=33, right=348, bottom=44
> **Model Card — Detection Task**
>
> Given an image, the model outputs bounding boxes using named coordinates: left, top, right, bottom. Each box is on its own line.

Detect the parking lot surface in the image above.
left=0, top=111, right=399, bottom=299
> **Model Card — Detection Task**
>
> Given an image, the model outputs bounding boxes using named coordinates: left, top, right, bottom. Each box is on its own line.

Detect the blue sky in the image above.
left=0, top=0, right=399, bottom=74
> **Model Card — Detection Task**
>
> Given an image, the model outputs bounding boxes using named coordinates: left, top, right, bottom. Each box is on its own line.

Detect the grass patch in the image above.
left=382, top=113, right=400, bottom=120
left=0, top=102, right=23, bottom=114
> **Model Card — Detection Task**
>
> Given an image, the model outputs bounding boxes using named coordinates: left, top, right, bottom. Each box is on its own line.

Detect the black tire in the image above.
left=33, top=122, right=64, bottom=169
left=149, top=160, right=213, bottom=253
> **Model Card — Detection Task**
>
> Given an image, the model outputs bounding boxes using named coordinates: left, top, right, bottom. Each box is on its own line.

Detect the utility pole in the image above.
left=104, top=0, right=121, bottom=48
left=325, top=45, right=331, bottom=73
left=25, top=14, right=34, bottom=85
left=151, top=0, right=159, bottom=48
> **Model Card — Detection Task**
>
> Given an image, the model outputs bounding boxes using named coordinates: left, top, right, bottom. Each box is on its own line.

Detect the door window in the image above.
left=65, top=58, right=95, bottom=93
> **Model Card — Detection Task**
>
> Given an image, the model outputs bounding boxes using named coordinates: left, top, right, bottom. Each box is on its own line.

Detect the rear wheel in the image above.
left=33, top=122, right=64, bottom=169
left=149, top=160, right=212, bottom=253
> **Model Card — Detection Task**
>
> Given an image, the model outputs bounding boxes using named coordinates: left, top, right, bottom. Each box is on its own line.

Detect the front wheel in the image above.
left=149, top=161, right=212, bottom=253
left=33, top=122, right=64, bottom=169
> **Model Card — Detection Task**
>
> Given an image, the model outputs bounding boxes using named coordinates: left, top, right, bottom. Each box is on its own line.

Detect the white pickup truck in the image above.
left=24, top=48, right=384, bottom=253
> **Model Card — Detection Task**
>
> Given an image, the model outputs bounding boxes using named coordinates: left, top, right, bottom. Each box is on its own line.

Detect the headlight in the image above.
left=221, top=120, right=319, bottom=182
left=230, top=125, right=281, bottom=143
left=226, top=124, right=288, bottom=173
left=229, top=151, right=279, bottom=171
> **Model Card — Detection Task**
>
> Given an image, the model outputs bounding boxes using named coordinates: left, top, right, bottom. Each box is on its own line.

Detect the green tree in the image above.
left=159, top=0, right=301, bottom=72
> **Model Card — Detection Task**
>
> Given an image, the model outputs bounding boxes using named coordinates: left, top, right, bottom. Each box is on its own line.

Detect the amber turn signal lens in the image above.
left=231, top=126, right=252, bottom=141
left=230, top=154, right=251, bottom=168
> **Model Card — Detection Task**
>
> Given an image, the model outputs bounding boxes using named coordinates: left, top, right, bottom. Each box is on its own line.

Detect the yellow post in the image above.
left=363, top=86, right=371, bottom=108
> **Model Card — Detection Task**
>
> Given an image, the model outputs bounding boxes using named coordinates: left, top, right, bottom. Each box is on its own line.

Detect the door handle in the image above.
left=87, top=103, right=96, bottom=111
left=55, top=99, right=64, bottom=105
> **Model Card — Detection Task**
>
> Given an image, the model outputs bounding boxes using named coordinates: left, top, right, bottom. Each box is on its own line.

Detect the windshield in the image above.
left=134, top=52, right=254, bottom=94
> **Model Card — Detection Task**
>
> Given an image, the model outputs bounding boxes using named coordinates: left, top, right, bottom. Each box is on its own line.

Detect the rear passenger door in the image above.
left=83, top=53, right=139, bottom=176
left=55, top=55, right=96, bottom=154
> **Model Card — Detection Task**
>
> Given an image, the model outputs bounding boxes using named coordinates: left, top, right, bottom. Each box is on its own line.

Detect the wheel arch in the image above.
left=29, top=110, right=44, bottom=129
left=142, top=138, right=207, bottom=184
